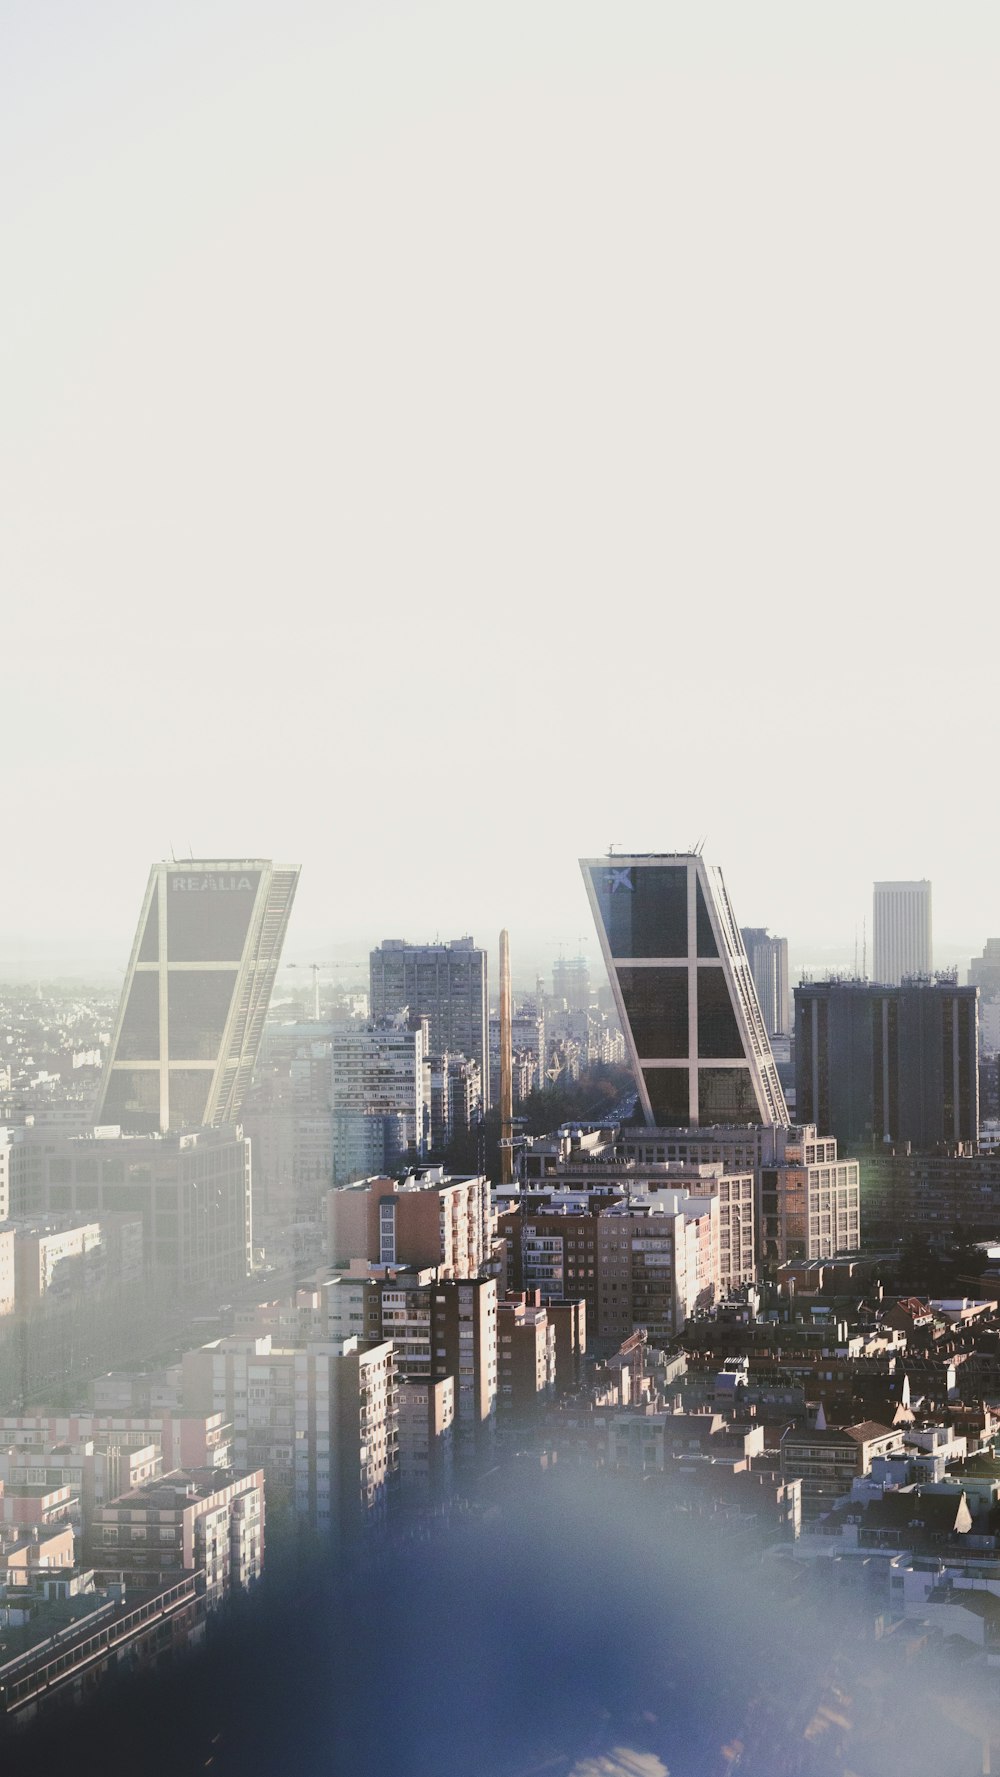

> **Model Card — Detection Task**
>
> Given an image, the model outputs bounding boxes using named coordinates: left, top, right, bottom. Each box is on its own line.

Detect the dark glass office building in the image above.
left=580, top=854, right=787, bottom=1128
left=794, top=978, right=979, bottom=1153
left=96, top=859, right=300, bottom=1133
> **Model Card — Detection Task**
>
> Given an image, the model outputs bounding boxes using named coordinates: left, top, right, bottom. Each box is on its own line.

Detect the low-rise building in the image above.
left=88, top=1466, right=264, bottom=1606
left=0, top=1573, right=205, bottom=1731
left=0, top=1411, right=231, bottom=1476
left=13, top=1218, right=104, bottom=1306
left=0, top=1438, right=161, bottom=1536
left=780, top=1418, right=905, bottom=1518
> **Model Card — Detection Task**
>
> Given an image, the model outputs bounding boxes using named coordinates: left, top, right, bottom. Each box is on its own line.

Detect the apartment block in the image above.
left=12, top=1218, right=103, bottom=1306
left=328, top=1169, right=490, bottom=1279
left=0, top=1225, right=13, bottom=1315
left=496, top=1293, right=556, bottom=1421
left=432, top=1276, right=497, bottom=1460
left=88, top=1466, right=265, bottom=1605
left=396, top=1375, right=454, bottom=1505
left=781, top=1419, right=905, bottom=1518
left=357, top=1268, right=498, bottom=1461
left=181, top=1337, right=297, bottom=1511
left=759, top=1131, right=861, bottom=1270
left=0, top=1411, right=232, bottom=1476
left=331, top=1021, right=431, bottom=1168
left=292, top=1338, right=398, bottom=1539
left=0, top=1438, right=161, bottom=1536
left=596, top=1195, right=719, bottom=1343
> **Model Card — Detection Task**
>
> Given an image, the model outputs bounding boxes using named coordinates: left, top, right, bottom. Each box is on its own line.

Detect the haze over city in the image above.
left=4, top=0, right=999, bottom=971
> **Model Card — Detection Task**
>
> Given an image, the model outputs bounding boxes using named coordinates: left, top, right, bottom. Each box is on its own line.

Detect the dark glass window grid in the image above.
left=116, top=974, right=160, bottom=1061
left=594, top=865, right=688, bottom=959
left=618, top=967, right=688, bottom=1058
left=168, top=970, right=238, bottom=1060
left=696, top=967, right=745, bottom=1059
left=165, top=872, right=260, bottom=962
left=167, top=1069, right=214, bottom=1129
left=697, top=1067, right=761, bottom=1125
left=642, top=1068, right=690, bottom=1124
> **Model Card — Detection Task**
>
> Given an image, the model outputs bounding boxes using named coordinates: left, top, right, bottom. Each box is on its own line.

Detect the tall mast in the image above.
left=499, top=928, right=513, bottom=1186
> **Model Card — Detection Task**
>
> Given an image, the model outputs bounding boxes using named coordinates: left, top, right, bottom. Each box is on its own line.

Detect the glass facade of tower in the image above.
left=97, top=860, right=299, bottom=1133
left=581, top=855, right=787, bottom=1129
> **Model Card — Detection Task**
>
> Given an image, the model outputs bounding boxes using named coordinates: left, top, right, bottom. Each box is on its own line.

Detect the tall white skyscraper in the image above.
left=872, top=880, right=932, bottom=985
left=740, top=927, right=791, bottom=1038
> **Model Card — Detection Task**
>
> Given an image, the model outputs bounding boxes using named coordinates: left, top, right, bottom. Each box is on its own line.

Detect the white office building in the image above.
left=873, top=880, right=932, bottom=985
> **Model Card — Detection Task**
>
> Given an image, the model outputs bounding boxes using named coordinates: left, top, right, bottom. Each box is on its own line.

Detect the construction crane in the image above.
left=284, top=960, right=360, bottom=1020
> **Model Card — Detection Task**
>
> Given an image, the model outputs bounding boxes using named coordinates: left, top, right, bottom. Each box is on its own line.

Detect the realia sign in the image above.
left=171, top=876, right=255, bottom=892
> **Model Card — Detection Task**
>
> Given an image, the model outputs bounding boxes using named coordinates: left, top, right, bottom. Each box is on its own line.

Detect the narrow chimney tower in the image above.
left=499, top=928, right=513, bottom=1186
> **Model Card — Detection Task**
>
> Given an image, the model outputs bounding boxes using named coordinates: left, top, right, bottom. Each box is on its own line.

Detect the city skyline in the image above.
left=0, top=852, right=987, bottom=993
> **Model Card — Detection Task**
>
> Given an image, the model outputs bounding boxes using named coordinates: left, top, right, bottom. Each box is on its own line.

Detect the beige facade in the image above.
left=0, top=1410, right=230, bottom=1471
left=13, top=1219, right=104, bottom=1306
left=760, top=1132, right=861, bottom=1269
left=596, top=1195, right=719, bottom=1343
left=292, top=1338, right=397, bottom=1539
left=497, top=1294, right=556, bottom=1420
left=89, top=1466, right=264, bottom=1605
left=182, top=1337, right=297, bottom=1511
left=328, top=1170, right=490, bottom=1279
left=397, top=1374, right=454, bottom=1505
left=0, top=1438, right=162, bottom=1535
left=359, top=1270, right=498, bottom=1461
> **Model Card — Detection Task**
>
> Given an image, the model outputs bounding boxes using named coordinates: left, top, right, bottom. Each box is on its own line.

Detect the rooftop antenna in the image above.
left=862, top=916, right=867, bottom=981
left=854, top=925, right=858, bottom=977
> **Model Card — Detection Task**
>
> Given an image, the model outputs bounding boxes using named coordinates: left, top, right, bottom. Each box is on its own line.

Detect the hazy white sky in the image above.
left=3, top=2, right=998, bottom=975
